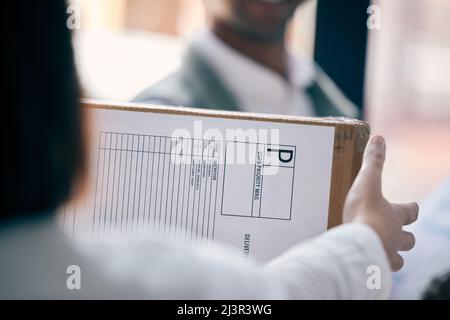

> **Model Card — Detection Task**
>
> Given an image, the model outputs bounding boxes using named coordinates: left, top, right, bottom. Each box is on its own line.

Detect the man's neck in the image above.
left=211, top=22, right=289, bottom=79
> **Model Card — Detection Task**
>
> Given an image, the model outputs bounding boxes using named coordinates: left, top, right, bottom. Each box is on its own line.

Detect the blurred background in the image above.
left=71, top=0, right=450, bottom=203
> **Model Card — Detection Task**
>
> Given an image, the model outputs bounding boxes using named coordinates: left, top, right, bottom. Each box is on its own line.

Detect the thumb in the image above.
left=356, top=135, right=386, bottom=195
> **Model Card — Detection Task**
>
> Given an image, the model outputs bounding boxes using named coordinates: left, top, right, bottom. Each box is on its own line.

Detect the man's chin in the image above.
left=233, top=23, right=286, bottom=43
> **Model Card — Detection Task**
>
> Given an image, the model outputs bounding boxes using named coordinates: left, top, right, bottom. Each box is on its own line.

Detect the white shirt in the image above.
left=0, top=216, right=392, bottom=299
left=190, top=29, right=316, bottom=116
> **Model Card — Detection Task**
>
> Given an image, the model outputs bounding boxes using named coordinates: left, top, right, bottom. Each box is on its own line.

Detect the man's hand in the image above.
left=343, top=136, right=419, bottom=271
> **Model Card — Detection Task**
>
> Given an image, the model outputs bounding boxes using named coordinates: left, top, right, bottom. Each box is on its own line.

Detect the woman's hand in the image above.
left=343, top=136, right=419, bottom=271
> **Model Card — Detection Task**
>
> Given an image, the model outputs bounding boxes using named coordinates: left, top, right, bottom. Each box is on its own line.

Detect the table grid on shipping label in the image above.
left=92, top=131, right=221, bottom=240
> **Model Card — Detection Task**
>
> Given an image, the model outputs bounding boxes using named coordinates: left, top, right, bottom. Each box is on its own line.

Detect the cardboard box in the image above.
left=83, top=99, right=370, bottom=230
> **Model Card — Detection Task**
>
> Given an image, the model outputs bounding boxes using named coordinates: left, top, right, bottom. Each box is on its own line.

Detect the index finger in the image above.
left=394, top=202, right=420, bottom=226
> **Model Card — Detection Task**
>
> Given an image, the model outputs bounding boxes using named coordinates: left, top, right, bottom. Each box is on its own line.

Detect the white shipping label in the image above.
left=61, top=108, right=335, bottom=261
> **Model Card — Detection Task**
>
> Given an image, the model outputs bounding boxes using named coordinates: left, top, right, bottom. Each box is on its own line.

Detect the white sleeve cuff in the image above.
left=267, top=223, right=392, bottom=299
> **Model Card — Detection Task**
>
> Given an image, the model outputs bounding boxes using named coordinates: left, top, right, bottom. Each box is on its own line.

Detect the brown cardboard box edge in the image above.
left=82, top=99, right=370, bottom=230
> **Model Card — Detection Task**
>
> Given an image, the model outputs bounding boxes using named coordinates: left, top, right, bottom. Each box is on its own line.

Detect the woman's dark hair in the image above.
left=1, top=1, right=85, bottom=220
